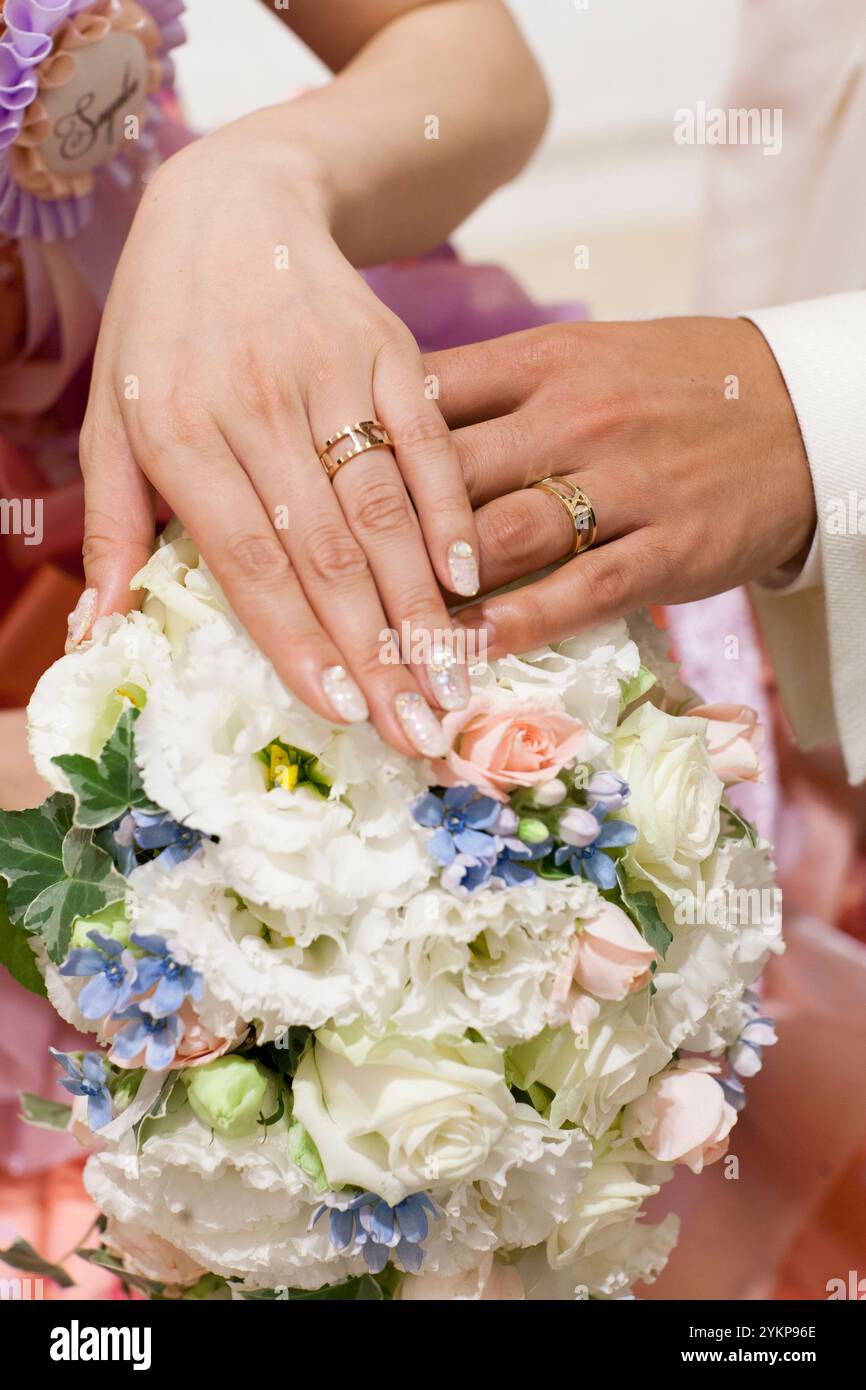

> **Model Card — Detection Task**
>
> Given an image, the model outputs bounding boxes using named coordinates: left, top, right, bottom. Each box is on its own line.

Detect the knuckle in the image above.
left=233, top=351, right=290, bottom=424
left=480, top=499, right=542, bottom=570
left=455, top=436, right=479, bottom=498
left=392, top=410, right=448, bottom=457
left=304, top=523, right=370, bottom=585
left=396, top=583, right=442, bottom=628
left=137, top=393, right=213, bottom=454
left=226, top=532, right=292, bottom=587
left=586, top=549, right=631, bottom=613
left=352, top=479, right=411, bottom=536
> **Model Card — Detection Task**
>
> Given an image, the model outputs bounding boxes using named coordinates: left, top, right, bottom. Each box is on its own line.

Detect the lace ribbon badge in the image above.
left=0, top=0, right=186, bottom=241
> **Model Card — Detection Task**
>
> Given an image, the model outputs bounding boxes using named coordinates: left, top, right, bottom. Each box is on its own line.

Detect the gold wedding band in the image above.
left=318, top=420, right=392, bottom=479
left=530, top=476, right=598, bottom=556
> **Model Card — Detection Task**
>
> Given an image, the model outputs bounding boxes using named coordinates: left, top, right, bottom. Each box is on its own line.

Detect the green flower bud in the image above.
left=517, top=816, right=550, bottom=845
left=71, top=900, right=132, bottom=951
left=183, top=1057, right=270, bottom=1138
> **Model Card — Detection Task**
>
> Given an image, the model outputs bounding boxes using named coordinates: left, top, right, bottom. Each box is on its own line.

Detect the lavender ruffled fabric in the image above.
left=0, top=0, right=185, bottom=240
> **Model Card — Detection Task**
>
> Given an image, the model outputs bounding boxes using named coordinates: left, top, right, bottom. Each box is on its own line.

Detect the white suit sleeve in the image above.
left=742, top=291, right=866, bottom=784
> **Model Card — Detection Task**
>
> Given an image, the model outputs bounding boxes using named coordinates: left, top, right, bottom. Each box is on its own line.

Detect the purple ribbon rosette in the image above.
left=0, top=0, right=185, bottom=240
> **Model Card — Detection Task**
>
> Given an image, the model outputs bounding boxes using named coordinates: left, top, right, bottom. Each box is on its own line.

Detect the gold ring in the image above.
left=530, top=476, right=597, bottom=556
left=318, top=420, right=392, bottom=479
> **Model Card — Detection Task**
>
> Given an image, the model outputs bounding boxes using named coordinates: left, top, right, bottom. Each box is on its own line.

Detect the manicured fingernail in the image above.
left=65, top=588, right=98, bottom=653
left=448, top=540, right=479, bottom=597
left=322, top=665, right=368, bottom=723
left=427, top=644, right=469, bottom=711
left=394, top=691, right=450, bottom=757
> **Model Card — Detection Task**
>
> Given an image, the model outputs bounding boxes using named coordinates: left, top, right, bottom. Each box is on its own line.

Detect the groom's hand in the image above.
left=426, top=317, right=815, bottom=654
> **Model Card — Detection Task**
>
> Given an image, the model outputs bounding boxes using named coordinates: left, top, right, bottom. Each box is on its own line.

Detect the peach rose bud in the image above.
left=628, top=1066, right=737, bottom=1173
left=688, top=703, right=765, bottom=785
left=569, top=901, right=657, bottom=1001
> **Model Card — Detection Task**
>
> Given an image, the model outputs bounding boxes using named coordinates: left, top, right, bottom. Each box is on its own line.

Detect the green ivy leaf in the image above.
left=0, top=1238, right=74, bottom=1287
left=0, top=794, right=74, bottom=926
left=19, top=1093, right=72, bottom=1132
left=0, top=877, right=46, bottom=997
left=74, top=1247, right=166, bottom=1298
left=51, top=707, right=158, bottom=829
left=721, top=803, right=758, bottom=848
left=23, top=825, right=127, bottom=964
left=616, top=863, right=673, bottom=959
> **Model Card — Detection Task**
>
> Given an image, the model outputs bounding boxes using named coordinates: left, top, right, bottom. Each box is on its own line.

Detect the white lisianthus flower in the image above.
left=292, top=1024, right=517, bottom=1206
left=390, top=877, right=603, bottom=1044
left=396, top=1253, right=525, bottom=1300
left=470, top=620, right=641, bottom=739
left=508, top=993, right=671, bottom=1138
left=134, top=622, right=431, bottom=928
left=130, top=522, right=232, bottom=653
left=130, top=857, right=402, bottom=1040
left=27, top=612, right=172, bottom=791
left=613, top=702, right=724, bottom=904
left=84, top=1105, right=363, bottom=1292
left=546, top=1137, right=672, bottom=1269
left=650, top=833, right=783, bottom=1054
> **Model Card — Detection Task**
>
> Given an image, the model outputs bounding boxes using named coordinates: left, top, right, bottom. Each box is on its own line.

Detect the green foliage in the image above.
left=19, top=1093, right=72, bottom=1131
left=0, top=1238, right=73, bottom=1287
left=0, top=794, right=127, bottom=963
left=0, top=877, right=46, bottom=996
left=616, top=862, right=673, bottom=959
left=51, top=707, right=158, bottom=829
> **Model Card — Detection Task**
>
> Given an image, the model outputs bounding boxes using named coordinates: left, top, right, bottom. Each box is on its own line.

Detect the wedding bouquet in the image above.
left=0, top=524, right=781, bottom=1301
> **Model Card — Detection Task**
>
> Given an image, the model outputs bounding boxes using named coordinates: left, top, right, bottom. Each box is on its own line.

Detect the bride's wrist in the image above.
left=147, top=110, right=337, bottom=237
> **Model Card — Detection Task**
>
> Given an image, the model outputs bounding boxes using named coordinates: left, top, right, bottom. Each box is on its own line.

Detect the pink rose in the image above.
left=628, top=1065, right=737, bottom=1173
left=104, top=1219, right=206, bottom=1288
left=554, top=902, right=657, bottom=1010
left=395, top=1254, right=524, bottom=1301
left=433, top=696, right=586, bottom=801
left=687, top=703, right=765, bottom=785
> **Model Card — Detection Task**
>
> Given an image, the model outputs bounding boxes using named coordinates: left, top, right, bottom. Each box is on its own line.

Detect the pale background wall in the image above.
left=173, top=0, right=744, bottom=318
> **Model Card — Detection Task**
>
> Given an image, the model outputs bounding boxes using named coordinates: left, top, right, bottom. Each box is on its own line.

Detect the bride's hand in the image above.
left=428, top=317, right=815, bottom=652
left=78, top=128, right=479, bottom=758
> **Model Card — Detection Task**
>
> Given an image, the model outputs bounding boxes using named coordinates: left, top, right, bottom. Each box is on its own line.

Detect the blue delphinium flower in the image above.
left=413, top=786, right=502, bottom=864
left=108, top=809, right=207, bottom=876
left=415, top=786, right=521, bottom=894
left=49, top=1048, right=112, bottom=1130
left=554, top=804, right=637, bottom=890
left=130, top=934, right=203, bottom=1018
left=312, top=1191, right=439, bottom=1274
left=109, top=1003, right=184, bottom=1070
left=58, top=931, right=137, bottom=1021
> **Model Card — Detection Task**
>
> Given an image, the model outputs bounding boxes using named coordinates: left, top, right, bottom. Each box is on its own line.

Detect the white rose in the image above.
left=292, top=1025, right=515, bottom=1205
left=613, top=703, right=723, bottom=903
left=508, top=993, right=671, bottom=1138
